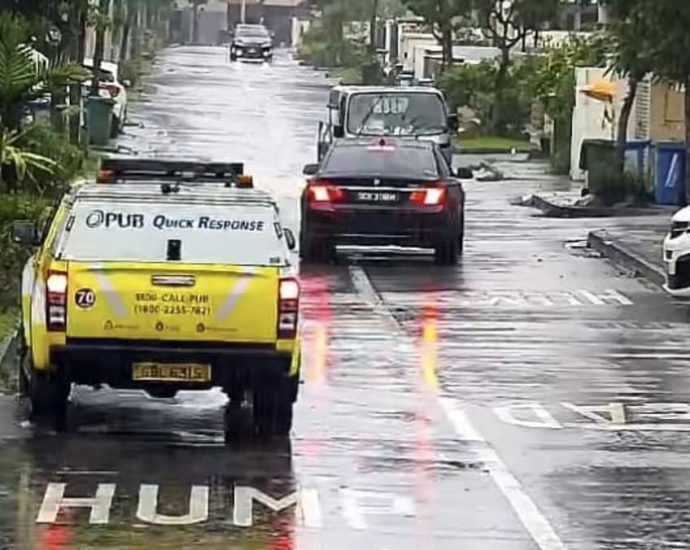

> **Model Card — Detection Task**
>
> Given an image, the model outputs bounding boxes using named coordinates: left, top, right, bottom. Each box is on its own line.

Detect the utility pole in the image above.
left=240, top=0, right=246, bottom=24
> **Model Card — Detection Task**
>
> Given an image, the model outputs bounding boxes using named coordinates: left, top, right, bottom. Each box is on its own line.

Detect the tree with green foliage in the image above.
left=599, top=0, right=654, bottom=172
left=0, top=127, right=57, bottom=193
left=401, top=0, right=472, bottom=71
left=472, top=0, right=560, bottom=133
left=608, top=0, right=690, bottom=200
left=0, top=14, right=87, bottom=131
left=525, top=33, right=608, bottom=172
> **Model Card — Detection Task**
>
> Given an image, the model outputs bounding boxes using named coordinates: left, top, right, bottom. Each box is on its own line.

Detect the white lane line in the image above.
left=349, top=265, right=568, bottom=550
left=438, top=398, right=568, bottom=550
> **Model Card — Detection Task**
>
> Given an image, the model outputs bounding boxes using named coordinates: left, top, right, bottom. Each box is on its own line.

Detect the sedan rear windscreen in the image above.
left=321, top=145, right=439, bottom=179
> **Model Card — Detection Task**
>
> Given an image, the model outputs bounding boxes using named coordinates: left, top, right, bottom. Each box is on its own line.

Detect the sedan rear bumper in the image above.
left=303, top=206, right=456, bottom=247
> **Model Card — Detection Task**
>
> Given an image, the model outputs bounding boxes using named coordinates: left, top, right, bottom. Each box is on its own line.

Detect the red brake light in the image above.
left=410, top=184, right=446, bottom=206
left=46, top=270, right=68, bottom=332
left=307, top=180, right=344, bottom=204
left=278, top=278, right=300, bottom=339
left=101, top=83, right=121, bottom=98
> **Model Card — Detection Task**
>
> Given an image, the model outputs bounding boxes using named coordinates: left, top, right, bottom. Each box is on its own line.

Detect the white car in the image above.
left=662, top=206, right=690, bottom=297
left=83, top=59, right=129, bottom=137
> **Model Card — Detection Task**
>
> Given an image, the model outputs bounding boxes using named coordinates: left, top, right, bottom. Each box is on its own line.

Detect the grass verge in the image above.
left=456, top=135, right=536, bottom=151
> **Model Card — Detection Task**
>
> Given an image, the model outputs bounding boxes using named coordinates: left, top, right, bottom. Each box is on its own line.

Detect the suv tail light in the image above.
left=410, top=183, right=447, bottom=206
left=307, top=179, right=344, bottom=205
left=46, top=270, right=68, bottom=332
left=277, top=278, right=299, bottom=339
left=101, top=83, right=121, bottom=98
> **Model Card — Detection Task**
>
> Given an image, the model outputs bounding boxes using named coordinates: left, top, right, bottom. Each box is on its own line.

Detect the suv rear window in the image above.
left=55, top=199, right=287, bottom=266
left=322, top=144, right=439, bottom=179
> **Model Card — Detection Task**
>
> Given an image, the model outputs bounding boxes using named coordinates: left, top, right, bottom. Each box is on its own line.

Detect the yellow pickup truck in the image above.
left=13, top=159, right=301, bottom=436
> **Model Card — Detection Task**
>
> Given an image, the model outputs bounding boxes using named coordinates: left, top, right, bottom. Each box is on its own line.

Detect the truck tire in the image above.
left=30, top=370, right=69, bottom=431
left=253, top=384, right=293, bottom=437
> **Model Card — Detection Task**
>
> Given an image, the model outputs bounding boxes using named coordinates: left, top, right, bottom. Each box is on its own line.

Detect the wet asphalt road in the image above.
left=3, top=46, right=690, bottom=549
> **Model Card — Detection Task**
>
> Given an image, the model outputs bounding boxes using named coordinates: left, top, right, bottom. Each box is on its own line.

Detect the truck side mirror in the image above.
left=302, top=163, right=319, bottom=176
left=333, top=125, right=344, bottom=138
left=448, top=113, right=459, bottom=131
left=13, top=220, right=40, bottom=246
left=284, top=228, right=296, bottom=251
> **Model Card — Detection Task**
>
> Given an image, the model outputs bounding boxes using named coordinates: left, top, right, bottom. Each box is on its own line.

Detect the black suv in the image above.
left=230, top=24, right=273, bottom=62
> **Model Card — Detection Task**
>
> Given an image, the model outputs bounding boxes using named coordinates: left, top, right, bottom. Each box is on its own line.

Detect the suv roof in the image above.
left=331, top=85, right=443, bottom=95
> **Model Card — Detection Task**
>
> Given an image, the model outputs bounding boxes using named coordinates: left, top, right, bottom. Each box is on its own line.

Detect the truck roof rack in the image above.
left=97, top=158, right=245, bottom=182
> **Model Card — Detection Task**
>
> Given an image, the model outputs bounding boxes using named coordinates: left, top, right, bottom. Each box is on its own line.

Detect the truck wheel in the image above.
left=253, top=384, right=293, bottom=437
left=30, top=370, right=70, bottom=431
left=434, top=237, right=458, bottom=265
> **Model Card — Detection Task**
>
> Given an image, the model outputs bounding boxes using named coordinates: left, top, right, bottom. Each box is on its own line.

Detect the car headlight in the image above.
left=670, top=221, right=689, bottom=239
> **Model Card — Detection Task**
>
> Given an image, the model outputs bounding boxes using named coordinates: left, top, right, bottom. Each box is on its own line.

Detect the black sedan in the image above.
left=299, top=137, right=471, bottom=265
left=229, top=24, right=273, bottom=62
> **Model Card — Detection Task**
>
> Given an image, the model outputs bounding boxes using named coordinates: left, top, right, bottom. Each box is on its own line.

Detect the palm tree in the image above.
left=0, top=127, right=57, bottom=193
left=0, top=14, right=88, bottom=132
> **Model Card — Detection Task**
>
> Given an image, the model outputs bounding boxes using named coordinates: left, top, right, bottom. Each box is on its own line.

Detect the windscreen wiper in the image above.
left=356, top=95, right=384, bottom=136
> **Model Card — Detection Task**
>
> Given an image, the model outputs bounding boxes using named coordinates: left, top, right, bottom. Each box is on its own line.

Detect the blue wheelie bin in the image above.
left=623, top=139, right=651, bottom=178
left=654, top=141, right=686, bottom=205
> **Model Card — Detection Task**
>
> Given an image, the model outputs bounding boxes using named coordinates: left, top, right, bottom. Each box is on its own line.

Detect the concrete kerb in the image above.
left=530, top=194, right=673, bottom=218
left=587, top=230, right=665, bottom=287
left=452, top=146, right=543, bottom=157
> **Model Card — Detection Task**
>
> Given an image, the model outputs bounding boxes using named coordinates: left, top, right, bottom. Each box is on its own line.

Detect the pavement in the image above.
left=587, top=221, right=668, bottom=287
left=2, top=46, right=690, bottom=549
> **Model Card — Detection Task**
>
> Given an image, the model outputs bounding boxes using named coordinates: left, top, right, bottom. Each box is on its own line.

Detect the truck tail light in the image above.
left=46, top=271, right=68, bottom=332
left=410, top=183, right=447, bottom=206
left=277, top=278, right=299, bottom=339
left=307, top=180, right=344, bottom=205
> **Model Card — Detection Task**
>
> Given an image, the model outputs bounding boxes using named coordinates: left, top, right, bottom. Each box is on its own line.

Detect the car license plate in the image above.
left=356, top=191, right=398, bottom=203
left=132, top=363, right=211, bottom=382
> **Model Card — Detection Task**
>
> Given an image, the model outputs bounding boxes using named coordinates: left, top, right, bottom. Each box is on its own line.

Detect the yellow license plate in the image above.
left=132, top=363, right=211, bottom=382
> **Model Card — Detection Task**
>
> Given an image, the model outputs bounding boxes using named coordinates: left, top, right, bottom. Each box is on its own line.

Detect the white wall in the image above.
left=570, top=67, right=638, bottom=181
left=414, top=45, right=440, bottom=80
left=291, top=17, right=310, bottom=48
left=400, top=33, right=437, bottom=73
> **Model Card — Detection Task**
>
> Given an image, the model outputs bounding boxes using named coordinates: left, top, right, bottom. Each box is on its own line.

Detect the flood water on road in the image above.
left=2, top=46, right=690, bottom=550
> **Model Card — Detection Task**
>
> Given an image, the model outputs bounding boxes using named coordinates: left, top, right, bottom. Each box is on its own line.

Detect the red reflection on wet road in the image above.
left=414, top=294, right=440, bottom=539
left=40, top=524, right=70, bottom=550
left=270, top=516, right=295, bottom=550
left=305, top=275, right=331, bottom=390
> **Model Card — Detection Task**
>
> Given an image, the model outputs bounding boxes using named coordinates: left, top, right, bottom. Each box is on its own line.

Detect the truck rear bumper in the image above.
left=50, top=338, right=294, bottom=390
